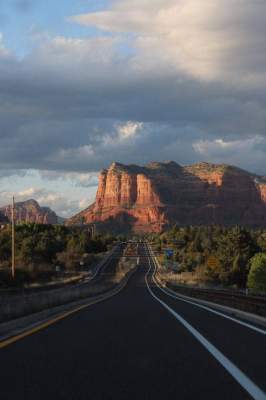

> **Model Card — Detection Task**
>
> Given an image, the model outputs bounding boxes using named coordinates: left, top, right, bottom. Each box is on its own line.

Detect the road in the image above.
left=0, top=243, right=265, bottom=400
left=79, top=242, right=126, bottom=284
left=0, top=243, right=126, bottom=312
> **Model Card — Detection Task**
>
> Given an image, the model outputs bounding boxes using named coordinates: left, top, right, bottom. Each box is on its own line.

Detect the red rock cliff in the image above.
left=1, top=199, right=58, bottom=225
left=68, top=161, right=266, bottom=232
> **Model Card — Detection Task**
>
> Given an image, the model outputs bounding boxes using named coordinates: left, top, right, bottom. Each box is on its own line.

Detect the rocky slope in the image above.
left=68, top=161, right=266, bottom=233
left=0, top=199, right=59, bottom=224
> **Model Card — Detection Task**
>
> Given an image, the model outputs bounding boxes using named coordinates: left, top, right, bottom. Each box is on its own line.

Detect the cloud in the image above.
left=193, top=136, right=266, bottom=173
left=39, top=171, right=99, bottom=188
left=0, top=168, right=99, bottom=217
left=193, top=136, right=264, bottom=156
left=18, top=187, right=41, bottom=197
left=0, top=0, right=265, bottom=180
left=0, top=186, right=94, bottom=217
left=118, top=121, right=143, bottom=140
left=72, top=0, right=266, bottom=83
left=0, top=33, right=10, bottom=57
left=0, top=169, right=28, bottom=179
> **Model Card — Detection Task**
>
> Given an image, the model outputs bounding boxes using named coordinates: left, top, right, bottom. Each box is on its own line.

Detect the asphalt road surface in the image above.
left=0, top=243, right=265, bottom=400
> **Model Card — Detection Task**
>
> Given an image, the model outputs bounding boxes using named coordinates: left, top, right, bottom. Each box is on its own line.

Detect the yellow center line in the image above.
left=0, top=281, right=127, bottom=350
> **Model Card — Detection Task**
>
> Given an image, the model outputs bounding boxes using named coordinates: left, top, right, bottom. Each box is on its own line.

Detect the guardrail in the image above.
left=165, top=282, right=266, bottom=317
left=148, top=243, right=266, bottom=318
left=0, top=244, right=123, bottom=323
left=0, top=245, right=121, bottom=297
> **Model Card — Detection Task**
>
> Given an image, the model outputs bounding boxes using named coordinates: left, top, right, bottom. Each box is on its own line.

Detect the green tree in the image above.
left=247, top=253, right=266, bottom=292
left=0, top=230, right=11, bottom=261
left=216, top=227, right=257, bottom=287
left=19, top=236, right=37, bottom=264
left=257, top=233, right=266, bottom=252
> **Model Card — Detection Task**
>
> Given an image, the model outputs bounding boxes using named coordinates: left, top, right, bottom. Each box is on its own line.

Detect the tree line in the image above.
left=148, top=225, right=266, bottom=292
left=0, top=224, right=117, bottom=287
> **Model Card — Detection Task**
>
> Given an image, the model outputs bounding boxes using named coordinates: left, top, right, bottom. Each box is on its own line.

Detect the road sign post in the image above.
left=164, top=249, right=174, bottom=270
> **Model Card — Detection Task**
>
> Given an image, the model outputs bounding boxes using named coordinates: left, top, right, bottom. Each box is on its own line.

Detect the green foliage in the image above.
left=215, top=227, right=257, bottom=287
left=154, top=225, right=264, bottom=288
left=0, top=229, right=11, bottom=260
left=247, top=253, right=266, bottom=292
left=0, top=224, right=117, bottom=279
left=257, top=233, right=266, bottom=252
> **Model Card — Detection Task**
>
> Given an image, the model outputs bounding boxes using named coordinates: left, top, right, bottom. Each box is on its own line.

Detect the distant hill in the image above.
left=0, top=199, right=61, bottom=225
left=67, top=161, right=266, bottom=233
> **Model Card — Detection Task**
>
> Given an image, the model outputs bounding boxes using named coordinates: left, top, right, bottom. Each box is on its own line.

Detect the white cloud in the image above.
left=56, top=145, right=95, bottom=162
left=39, top=171, right=99, bottom=188
left=72, top=0, right=266, bottom=83
left=0, top=32, right=10, bottom=57
left=0, top=0, right=266, bottom=187
left=18, top=187, right=42, bottom=197
left=193, top=136, right=264, bottom=156
left=0, top=169, right=98, bottom=218
left=27, top=35, right=124, bottom=83
left=78, top=198, right=91, bottom=209
left=118, top=121, right=143, bottom=140
left=103, top=121, right=144, bottom=146
left=0, top=186, right=94, bottom=218
left=193, top=136, right=266, bottom=172
left=0, top=187, right=44, bottom=206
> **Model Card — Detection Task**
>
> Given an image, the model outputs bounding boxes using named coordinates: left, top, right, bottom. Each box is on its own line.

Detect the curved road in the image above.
left=0, top=243, right=265, bottom=399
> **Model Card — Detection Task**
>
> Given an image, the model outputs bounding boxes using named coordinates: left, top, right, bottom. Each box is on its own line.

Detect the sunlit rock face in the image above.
left=1, top=199, right=58, bottom=224
left=68, top=161, right=266, bottom=233
left=258, top=183, right=266, bottom=202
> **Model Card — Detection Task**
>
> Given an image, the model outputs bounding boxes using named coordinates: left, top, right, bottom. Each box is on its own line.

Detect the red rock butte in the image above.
left=1, top=199, right=58, bottom=225
left=68, top=161, right=266, bottom=233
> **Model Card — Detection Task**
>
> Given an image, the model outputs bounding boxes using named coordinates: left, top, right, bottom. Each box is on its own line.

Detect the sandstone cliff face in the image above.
left=95, top=164, right=161, bottom=209
left=1, top=199, right=58, bottom=225
left=258, top=183, right=266, bottom=202
left=68, top=161, right=266, bottom=233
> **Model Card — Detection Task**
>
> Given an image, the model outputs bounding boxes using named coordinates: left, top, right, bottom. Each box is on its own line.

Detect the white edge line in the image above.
left=148, top=247, right=266, bottom=336
left=154, top=274, right=266, bottom=336
left=145, top=254, right=266, bottom=400
left=80, top=244, right=119, bottom=284
left=0, top=260, right=135, bottom=346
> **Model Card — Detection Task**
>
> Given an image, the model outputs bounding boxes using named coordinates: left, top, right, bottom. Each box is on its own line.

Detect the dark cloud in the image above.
left=0, top=3, right=266, bottom=176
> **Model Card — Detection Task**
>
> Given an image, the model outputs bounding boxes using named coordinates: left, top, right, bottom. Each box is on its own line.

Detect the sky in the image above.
left=0, top=0, right=266, bottom=217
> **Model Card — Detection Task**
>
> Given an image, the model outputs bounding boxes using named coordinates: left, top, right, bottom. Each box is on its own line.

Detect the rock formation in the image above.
left=68, top=161, right=266, bottom=233
left=0, top=199, right=59, bottom=225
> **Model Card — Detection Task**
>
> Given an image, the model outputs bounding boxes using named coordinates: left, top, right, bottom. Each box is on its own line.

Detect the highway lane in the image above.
left=0, top=243, right=265, bottom=400
left=79, top=242, right=126, bottom=285
left=0, top=243, right=126, bottom=307
left=144, top=243, right=266, bottom=399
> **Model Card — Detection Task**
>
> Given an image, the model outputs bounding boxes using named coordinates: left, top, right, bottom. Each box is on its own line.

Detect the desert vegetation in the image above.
left=0, top=223, right=116, bottom=288
left=148, top=225, right=266, bottom=292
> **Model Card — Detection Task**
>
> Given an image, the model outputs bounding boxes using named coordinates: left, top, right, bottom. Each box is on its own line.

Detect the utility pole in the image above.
left=11, top=196, right=15, bottom=279
left=91, top=224, right=96, bottom=239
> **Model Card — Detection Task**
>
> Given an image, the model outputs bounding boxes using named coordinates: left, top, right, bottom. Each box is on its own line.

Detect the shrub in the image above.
left=247, top=253, right=266, bottom=292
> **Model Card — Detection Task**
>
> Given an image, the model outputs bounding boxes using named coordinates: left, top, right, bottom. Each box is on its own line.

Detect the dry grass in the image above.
left=111, top=257, right=136, bottom=283
left=156, top=263, right=213, bottom=288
